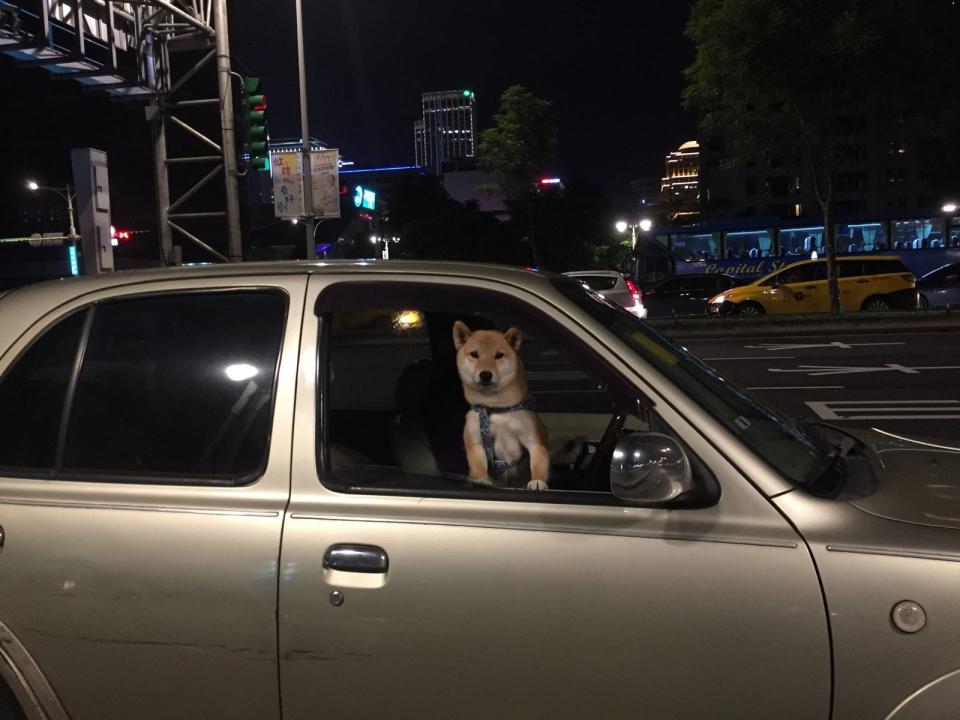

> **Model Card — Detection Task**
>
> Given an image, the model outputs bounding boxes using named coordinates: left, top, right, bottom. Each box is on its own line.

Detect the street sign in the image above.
left=271, top=148, right=341, bottom=220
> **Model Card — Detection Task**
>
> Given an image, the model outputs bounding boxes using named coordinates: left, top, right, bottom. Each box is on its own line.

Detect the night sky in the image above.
left=0, top=0, right=697, bottom=238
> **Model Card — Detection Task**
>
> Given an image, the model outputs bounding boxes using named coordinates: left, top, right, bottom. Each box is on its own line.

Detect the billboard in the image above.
left=271, top=148, right=341, bottom=220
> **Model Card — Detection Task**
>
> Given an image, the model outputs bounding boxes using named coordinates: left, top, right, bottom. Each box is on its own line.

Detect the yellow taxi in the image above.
left=707, top=256, right=918, bottom=316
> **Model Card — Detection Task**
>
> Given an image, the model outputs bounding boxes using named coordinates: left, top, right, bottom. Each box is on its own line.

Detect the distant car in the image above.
left=917, top=261, right=960, bottom=309
left=642, top=273, right=742, bottom=317
left=564, top=270, right=647, bottom=318
left=707, top=256, right=917, bottom=316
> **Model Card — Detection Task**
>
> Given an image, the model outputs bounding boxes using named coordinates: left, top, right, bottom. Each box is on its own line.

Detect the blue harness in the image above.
left=471, top=397, right=537, bottom=478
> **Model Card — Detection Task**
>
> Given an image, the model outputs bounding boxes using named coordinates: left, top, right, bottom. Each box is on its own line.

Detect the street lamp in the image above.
left=614, top=218, right=653, bottom=249
left=26, top=179, right=78, bottom=247
left=942, top=203, right=957, bottom=214
left=370, top=234, right=400, bottom=260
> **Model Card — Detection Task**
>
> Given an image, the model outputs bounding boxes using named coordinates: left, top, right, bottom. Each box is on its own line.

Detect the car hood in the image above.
left=846, top=428, right=960, bottom=530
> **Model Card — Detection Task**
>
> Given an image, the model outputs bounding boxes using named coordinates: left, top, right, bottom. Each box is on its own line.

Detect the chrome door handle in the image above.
left=323, top=544, right=389, bottom=574
left=0, top=524, right=4, bottom=550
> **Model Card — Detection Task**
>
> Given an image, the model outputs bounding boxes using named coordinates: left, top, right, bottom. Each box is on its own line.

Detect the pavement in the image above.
left=678, top=329, right=960, bottom=443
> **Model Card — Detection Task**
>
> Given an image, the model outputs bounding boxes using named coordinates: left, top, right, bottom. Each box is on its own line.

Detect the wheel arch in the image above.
left=885, top=666, right=960, bottom=719
left=0, top=619, right=68, bottom=720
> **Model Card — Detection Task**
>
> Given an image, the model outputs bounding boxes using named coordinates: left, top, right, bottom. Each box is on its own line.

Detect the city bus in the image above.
left=620, top=215, right=960, bottom=286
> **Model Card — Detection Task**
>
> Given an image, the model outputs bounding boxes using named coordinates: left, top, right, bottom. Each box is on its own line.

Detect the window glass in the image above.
left=0, top=311, right=86, bottom=472
left=838, top=223, right=888, bottom=252
left=653, top=278, right=682, bottom=293
left=316, top=282, right=711, bottom=505
left=892, top=218, right=940, bottom=249
left=724, top=230, right=774, bottom=259
left=779, top=227, right=824, bottom=256
left=671, top=233, right=718, bottom=261
left=577, top=276, right=618, bottom=292
left=839, top=261, right=864, bottom=278
left=62, top=291, right=287, bottom=483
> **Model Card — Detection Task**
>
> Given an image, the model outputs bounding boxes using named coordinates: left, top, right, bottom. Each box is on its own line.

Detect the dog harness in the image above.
left=471, top=397, right=537, bottom=477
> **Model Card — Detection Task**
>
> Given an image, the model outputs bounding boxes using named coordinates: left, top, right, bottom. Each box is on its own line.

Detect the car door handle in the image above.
left=323, top=544, right=389, bottom=574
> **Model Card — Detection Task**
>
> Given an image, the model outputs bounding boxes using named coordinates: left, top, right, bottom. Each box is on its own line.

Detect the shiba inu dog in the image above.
left=453, top=320, right=550, bottom=490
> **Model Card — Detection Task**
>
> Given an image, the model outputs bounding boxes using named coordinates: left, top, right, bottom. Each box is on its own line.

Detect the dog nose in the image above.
left=478, top=371, right=493, bottom=385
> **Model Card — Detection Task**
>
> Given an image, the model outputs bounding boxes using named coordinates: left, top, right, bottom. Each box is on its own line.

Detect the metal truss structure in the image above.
left=0, top=0, right=242, bottom=263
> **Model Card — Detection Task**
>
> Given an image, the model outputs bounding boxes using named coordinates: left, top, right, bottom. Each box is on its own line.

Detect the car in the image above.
left=0, top=260, right=958, bottom=719
left=564, top=269, right=647, bottom=318
left=707, top=255, right=917, bottom=316
left=641, top=273, right=742, bottom=317
left=917, top=261, right=960, bottom=309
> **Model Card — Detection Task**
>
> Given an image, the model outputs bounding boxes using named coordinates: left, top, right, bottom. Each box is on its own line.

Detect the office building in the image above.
left=415, top=90, right=478, bottom=172
left=661, top=140, right=701, bottom=222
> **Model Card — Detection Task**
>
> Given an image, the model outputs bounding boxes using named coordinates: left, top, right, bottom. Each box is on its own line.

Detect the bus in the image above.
left=620, top=215, right=960, bottom=286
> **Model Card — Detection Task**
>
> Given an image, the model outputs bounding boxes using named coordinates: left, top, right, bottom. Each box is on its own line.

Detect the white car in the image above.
left=564, top=270, right=647, bottom=318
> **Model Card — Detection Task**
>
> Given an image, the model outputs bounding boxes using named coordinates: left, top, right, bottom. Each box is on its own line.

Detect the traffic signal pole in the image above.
left=213, top=0, right=243, bottom=262
left=295, top=0, right=315, bottom=259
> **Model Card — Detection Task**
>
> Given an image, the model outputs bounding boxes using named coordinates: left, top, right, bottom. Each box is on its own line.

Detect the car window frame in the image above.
left=312, top=278, right=719, bottom=509
left=0, top=286, right=291, bottom=487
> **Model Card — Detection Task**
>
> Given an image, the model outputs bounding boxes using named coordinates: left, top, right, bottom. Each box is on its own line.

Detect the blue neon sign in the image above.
left=67, top=246, right=79, bottom=276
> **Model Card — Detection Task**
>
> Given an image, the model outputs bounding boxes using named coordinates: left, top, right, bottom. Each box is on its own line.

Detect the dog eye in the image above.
left=494, top=352, right=504, bottom=360
left=469, top=351, right=479, bottom=359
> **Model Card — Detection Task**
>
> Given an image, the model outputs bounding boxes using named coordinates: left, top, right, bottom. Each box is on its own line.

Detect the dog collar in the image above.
left=471, top=397, right=536, bottom=478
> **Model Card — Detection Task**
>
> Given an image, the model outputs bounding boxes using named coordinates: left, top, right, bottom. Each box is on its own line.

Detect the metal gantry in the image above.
left=0, top=0, right=243, bottom=263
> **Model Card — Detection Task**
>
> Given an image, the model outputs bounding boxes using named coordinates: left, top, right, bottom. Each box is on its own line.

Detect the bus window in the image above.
left=779, top=227, right=824, bottom=257
left=725, top=230, right=773, bottom=259
left=671, top=233, right=718, bottom=261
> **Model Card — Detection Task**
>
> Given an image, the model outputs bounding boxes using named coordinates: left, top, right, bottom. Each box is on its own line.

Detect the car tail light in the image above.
left=625, top=278, right=642, bottom=303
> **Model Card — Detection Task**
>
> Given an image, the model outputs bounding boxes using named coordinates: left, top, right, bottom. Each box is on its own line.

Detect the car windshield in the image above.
left=552, top=277, right=833, bottom=489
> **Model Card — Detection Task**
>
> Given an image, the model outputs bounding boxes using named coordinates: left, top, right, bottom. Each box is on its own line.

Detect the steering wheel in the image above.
left=588, top=412, right=627, bottom=491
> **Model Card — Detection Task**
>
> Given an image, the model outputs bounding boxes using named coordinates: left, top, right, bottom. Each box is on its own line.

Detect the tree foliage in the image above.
left=478, top=85, right=558, bottom=204
left=684, top=0, right=959, bottom=313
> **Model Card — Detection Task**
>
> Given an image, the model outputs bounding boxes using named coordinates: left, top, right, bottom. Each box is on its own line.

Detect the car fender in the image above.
left=0, top=619, right=68, bottom=720
left=885, top=667, right=960, bottom=720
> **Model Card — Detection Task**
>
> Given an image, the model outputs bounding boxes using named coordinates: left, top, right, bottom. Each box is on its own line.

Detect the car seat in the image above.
left=389, top=359, right=440, bottom=475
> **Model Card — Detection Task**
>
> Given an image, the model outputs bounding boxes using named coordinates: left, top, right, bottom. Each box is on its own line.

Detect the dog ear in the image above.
left=452, top=320, right=472, bottom=350
left=503, top=326, right=523, bottom=351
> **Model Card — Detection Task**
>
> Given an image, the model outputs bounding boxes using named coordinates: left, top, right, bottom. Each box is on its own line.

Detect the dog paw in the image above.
left=468, top=476, right=494, bottom=486
left=526, top=479, right=549, bottom=491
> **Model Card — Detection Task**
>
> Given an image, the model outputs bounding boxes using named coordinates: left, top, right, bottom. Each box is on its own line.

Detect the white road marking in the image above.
left=806, top=400, right=960, bottom=421
left=745, top=341, right=906, bottom=351
left=869, top=429, right=960, bottom=452
left=770, top=363, right=960, bottom=377
left=747, top=386, right=845, bottom=390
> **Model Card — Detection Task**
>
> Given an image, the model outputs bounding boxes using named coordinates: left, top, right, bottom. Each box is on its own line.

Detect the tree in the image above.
left=478, top=85, right=558, bottom=266
left=684, top=0, right=959, bottom=313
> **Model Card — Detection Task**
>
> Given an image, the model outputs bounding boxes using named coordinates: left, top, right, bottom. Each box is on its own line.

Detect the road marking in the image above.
left=870, top=429, right=960, bottom=452
left=769, top=363, right=960, bottom=377
left=702, top=356, right=795, bottom=361
left=807, top=400, right=960, bottom=420
left=745, top=341, right=907, bottom=351
left=747, top=386, right=845, bottom=390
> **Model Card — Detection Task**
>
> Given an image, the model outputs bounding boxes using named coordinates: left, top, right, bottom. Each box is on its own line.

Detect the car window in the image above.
left=681, top=277, right=716, bottom=293
left=61, top=290, right=287, bottom=484
left=839, top=261, right=864, bottom=278
left=0, top=310, right=87, bottom=473
left=316, top=281, right=716, bottom=506
left=763, top=264, right=813, bottom=285
left=718, top=276, right=738, bottom=289
left=576, top=276, right=618, bottom=292
left=864, top=259, right=909, bottom=275
left=654, top=278, right=682, bottom=293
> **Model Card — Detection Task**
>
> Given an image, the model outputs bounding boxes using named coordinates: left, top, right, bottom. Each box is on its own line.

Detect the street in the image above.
left=678, top=329, right=960, bottom=443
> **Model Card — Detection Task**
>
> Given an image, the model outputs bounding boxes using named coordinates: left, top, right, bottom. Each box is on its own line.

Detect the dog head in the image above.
left=452, top=321, right=524, bottom=398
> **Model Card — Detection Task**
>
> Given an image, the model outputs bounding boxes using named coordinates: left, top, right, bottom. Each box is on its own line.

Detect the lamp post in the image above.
left=615, top=217, right=653, bottom=250
left=27, top=180, right=78, bottom=247
left=370, top=234, right=399, bottom=260
left=942, top=202, right=957, bottom=247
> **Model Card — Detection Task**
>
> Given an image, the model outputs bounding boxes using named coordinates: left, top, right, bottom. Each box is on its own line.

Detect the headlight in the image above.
left=709, top=293, right=728, bottom=305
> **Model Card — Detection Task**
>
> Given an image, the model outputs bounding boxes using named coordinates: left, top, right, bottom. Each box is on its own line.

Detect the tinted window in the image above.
left=62, top=291, right=287, bottom=483
left=653, top=278, right=682, bottom=293
left=0, top=311, right=86, bottom=472
left=863, top=259, right=909, bottom=275
left=577, top=276, right=618, bottom=292
left=682, top=277, right=720, bottom=293
left=765, top=262, right=824, bottom=285
left=839, top=261, right=864, bottom=278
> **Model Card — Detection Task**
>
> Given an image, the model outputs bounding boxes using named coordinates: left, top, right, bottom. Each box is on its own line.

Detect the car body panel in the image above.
left=0, top=273, right=308, bottom=720
left=917, top=262, right=960, bottom=309
left=563, top=270, right=647, bottom=318
left=642, top=273, right=740, bottom=317
left=277, top=272, right=830, bottom=719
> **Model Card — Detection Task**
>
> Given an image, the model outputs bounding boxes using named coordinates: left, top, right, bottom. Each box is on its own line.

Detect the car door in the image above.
left=278, top=273, right=831, bottom=719
left=0, top=274, right=306, bottom=720
left=678, top=276, right=720, bottom=315
left=766, top=262, right=827, bottom=314
left=643, top=277, right=682, bottom=316
left=838, top=260, right=867, bottom=310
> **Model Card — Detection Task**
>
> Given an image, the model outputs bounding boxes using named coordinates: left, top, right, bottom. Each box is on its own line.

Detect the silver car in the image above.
left=0, top=261, right=957, bottom=720
left=564, top=269, right=647, bottom=318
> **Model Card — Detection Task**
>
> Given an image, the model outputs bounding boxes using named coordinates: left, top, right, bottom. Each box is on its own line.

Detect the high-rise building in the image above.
left=415, top=90, right=477, bottom=172
left=661, top=140, right=701, bottom=221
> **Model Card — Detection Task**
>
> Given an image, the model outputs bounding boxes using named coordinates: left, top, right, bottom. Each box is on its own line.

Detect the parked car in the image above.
left=0, top=261, right=958, bottom=719
left=564, top=269, right=646, bottom=318
left=917, top=261, right=960, bottom=309
left=642, top=273, right=742, bottom=317
left=708, top=256, right=917, bottom=316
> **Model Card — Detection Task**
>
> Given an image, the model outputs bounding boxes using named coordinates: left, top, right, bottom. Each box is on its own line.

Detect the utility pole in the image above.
left=295, top=0, right=315, bottom=259
left=213, top=0, right=243, bottom=262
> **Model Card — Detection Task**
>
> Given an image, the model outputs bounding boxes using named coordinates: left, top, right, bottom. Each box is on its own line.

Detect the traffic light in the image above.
left=240, top=77, right=269, bottom=172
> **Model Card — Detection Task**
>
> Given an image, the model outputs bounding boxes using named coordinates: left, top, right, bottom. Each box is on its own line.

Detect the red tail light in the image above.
left=625, top=278, right=641, bottom=302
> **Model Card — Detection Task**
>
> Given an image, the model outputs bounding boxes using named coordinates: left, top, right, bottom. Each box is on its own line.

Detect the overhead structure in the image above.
left=0, top=0, right=243, bottom=263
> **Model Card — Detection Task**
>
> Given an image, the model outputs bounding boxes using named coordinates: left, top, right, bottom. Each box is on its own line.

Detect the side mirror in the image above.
left=610, top=432, right=694, bottom=504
